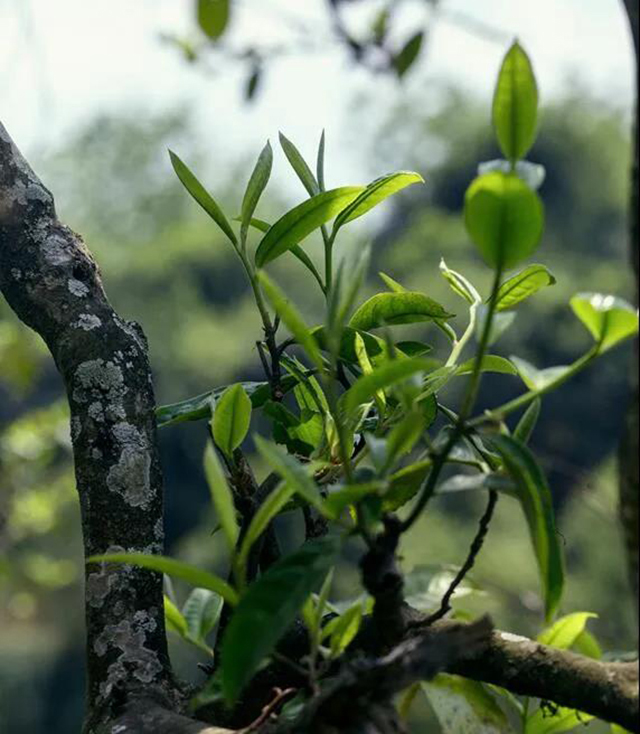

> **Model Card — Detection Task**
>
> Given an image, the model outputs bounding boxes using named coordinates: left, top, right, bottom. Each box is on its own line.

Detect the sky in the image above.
left=0, top=0, right=635, bottom=185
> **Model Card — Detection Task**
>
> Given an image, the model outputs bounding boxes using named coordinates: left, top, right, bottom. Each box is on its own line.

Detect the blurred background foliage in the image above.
left=0, top=4, right=636, bottom=731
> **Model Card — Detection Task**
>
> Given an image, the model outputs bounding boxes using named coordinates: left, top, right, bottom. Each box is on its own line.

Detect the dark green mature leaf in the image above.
left=212, top=384, right=252, bottom=458
left=324, top=482, right=384, bottom=517
left=255, top=187, right=363, bottom=266
left=221, top=536, right=341, bottom=702
left=492, top=41, right=538, bottom=162
left=384, top=459, right=431, bottom=511
left=570, top=293, right=639, bottom=353
left=393, top=31, right=424, bottom=78
left=333, top=171, right=424, bottom=233
left=241, top=141, right=273, bottom=242
left=495, top=264, right=555, bottom=311
left=423, top=675, right=512, bottom=734
left=155, top=378, right=297, bottom=428
left=279, top=132, right=319, bottom=196
left=490, top=435, right=564, bottom=620
left=203, top=443, right=239, bottom=551
left=258, top=272, right=324, bottom=370
left=349, top=292, right=453, bottom=331
left=465, top=171, right=544, bottom=270
left=87, top=553, right=239, bottom=606
left=169, top=150, right=237, bottom=246
left=313, top=326, right=386, bottom=365
left=343, top=357, right=433, bottom=415
left=197, top=0, right=230, bottom=40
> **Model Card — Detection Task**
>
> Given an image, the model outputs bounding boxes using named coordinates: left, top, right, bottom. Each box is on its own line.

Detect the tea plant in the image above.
left=90, top=42, right=638, bottom=731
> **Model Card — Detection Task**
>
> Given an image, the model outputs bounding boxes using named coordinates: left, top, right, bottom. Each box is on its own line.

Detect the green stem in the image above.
left=446, top=300, right=479, bottom=367
left=468, top=347, right=599, bottom=428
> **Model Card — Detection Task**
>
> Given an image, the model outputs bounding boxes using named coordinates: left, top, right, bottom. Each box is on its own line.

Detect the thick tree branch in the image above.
left=0, top=121, right=179, bottom=731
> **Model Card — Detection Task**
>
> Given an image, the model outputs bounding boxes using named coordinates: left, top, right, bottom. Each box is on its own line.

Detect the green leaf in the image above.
left=570, top=293, right=639, bottom=353
left=183, top=588, right=224, bottom=644
left=169, top=150, right=237, bottom=246
left=495, top=264, right=556, bottom=311
left=324, top=482, right=384, bottom=517
left=573, top=629, right=602, bottom=660
left=436, top=473, right=515, bottom=496
left=476, top=306, right=517, bottom=347
left=221, top=537, right=341, bottom=702
left=405, top=566, right=481, bottom=613
left=510, top=357, right=570, bottom=391
left=212, top=384, right=252, bottom=459
left=464, top=171, right=544, bottom=270
left=456, top=355, right=517, bottom=377
left=203, top=443, right=240, bottom=551
left=165, top=595, right=189, bottom=637
left=279, top=132, right=319, bottom=197
left=490, top=435, right=564, bottom=620
left=492, top=41, right=538, bottom=162
left=258, top=272, right=324, bottom=370
left=385, top=407, right=435, bottom=469
left=423, top=675, right=512, bottom=734
left=379, top=271, right=406, bottom=293
left=513, top=397, right=541, bottom=444
left=393, top=31, right=424, bottom=78
left=343, top=358, right=433, bottom=415
left=313, top=326, right=386, bottom=366
left=255, top=186, right=363, bottom=267
left=525, top=706, right=592, bottom=734
left=324, top=601, right=364, bottom=657
left=439, top=259, right=481, bottom=304
left=333, top=171, right=424, bottom=234
left=241, top=141, right=273, bottom=243
left=317, top=130, right=326, bottom=191
left=236, top=481, right=296, bottom=581
left=354, top=332, right=386, bottom=414
left=396, top=340, right=432, bottom=357
left=537, top=612, right=598, bottom=650
left=87, top=553, right=239, bottom=606
left=349, top=292, right=454, bottom=331
left=155, top=378, right=296, bottom=429
left=479, top=159, right=546, bottom=191
left=255, top=436, right=326, bottom=515
left=197, top=0, right=230, bottom=40
left=384, top=459, right=431, bottom=511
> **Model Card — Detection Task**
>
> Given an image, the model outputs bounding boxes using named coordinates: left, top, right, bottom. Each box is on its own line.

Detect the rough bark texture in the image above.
left=619, top=0, right=639, bottom=617
left=0, top=121, right=179, bottom=732
left=1, top=110, right=639, bottom=733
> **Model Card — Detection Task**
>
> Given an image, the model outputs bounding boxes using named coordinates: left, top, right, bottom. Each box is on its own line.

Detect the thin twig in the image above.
left=421, top=490, right=499, bottom=626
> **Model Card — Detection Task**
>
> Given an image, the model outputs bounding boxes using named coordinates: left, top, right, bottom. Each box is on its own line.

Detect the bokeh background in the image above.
left=0, top=1, right=637, bottom=732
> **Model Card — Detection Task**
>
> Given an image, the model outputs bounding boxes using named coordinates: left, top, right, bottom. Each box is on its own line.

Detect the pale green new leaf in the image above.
left=279, top=132, right=319, bottom=196
left=495, top=264, right=556, bottom=311
left=169, top=150, right=237, bottom=246
left=513, top=397, right=541, bottom=445
left=255, top=436, right=326, bottom=515
left=537, top=612, right=597, bottom=650
left=221, top=536, right=341, bottom=702
left=333, top=171, right=424, bottom=234
left=164, top=595, right=189, bottom=637
left=88, top=553, right=239, bottom=606
left=570, top=293, right=639, bottom=353
left=492, top=41, right=538, bottom=162
left=203, top=443, right=240, bottom=551
left=212, top=384, right=252, bottom=459
left=465, top=171, right=544, bottom=270
left=343, top=357, right=433, bottom=415
left=456, top=355, right=517, bottom=376
left=258, top=272, right=324, bottom=370
left=255, top=187, right=363, bottom=266
left=510, top=356, right=569, bottom=391
left=241, top=141, right=273, bottom=243
left=440, top=259, right=481, bottom=304
left=183, top=587, right=224, bottom=646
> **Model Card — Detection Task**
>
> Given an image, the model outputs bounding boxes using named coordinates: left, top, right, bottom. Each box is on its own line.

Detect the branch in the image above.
left=0, top=121, right=179, bottom=730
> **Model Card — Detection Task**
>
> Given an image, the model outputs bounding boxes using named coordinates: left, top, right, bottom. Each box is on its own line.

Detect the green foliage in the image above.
left=220, top=536, right=341, bottom=702
left=81, top=41, right=639, bottom=725
left=197, top=0, right=230, bottom=40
